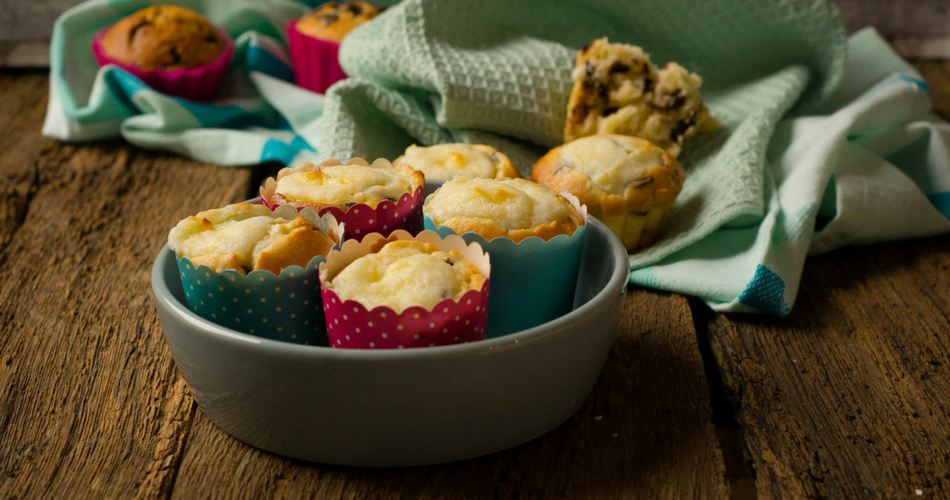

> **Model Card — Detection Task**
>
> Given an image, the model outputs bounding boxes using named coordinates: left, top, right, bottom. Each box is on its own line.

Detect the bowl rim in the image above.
left=152, top=217, right=629, bottom=361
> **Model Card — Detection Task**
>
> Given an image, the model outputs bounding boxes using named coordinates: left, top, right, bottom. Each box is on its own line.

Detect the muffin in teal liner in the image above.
left=168, top=203, right=343, bottom=345
left=423, top=178, right=588, bottom=337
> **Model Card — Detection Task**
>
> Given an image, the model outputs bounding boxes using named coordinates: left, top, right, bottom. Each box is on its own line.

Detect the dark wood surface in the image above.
left=0, top=62, right=948, bottom=499
left=701, top=61, right=950, bottom=500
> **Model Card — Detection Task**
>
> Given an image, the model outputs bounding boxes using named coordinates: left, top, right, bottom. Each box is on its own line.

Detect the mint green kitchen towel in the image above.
left=43, top=0, right=950, bottom=315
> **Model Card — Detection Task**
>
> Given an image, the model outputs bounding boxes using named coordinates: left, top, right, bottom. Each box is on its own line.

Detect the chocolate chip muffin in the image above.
left=100, top=5, right=226, bottom=71
left=533, top=134, right=684, bottom=252
left=563, top=38, right=714, bottom=157
left=295, top=1, right=384, bottom=43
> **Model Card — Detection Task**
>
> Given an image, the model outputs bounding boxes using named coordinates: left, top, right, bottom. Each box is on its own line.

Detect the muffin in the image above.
left=394, top=144, right=521, bottom=181
left=319, top=231, right=491, bottom=349
left=423, top=178, right=583, bottom=243
left=423, top=178, right=588, bottom=337
left=287, top=1, right=384, bottom=93
left=168, top=203, right=336, bottom=275
left=295, top=1, right=384, bottom=43
left=563, top=38, right=714, bottom=157
left=261, top=158, right=426, bottom=241
left=533, top=134, right=684, bottom=252
left=100, top=6, right=226, bottom=70
left=91, top=6, right=233, bottom=101
left=326, top=240, right=484, bottom=313
left=168, top=203, right=342, bottom=344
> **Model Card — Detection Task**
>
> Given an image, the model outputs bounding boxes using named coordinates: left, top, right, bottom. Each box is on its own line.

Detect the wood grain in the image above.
left=170, top=290, right=728, bottom=500
left=0, top=72, right=253, bottom=498
left=701, top=62, right=950, bottom=499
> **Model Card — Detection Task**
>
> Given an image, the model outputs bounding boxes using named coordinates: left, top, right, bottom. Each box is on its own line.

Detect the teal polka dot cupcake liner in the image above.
left=176, top=207, right=343, bottom=346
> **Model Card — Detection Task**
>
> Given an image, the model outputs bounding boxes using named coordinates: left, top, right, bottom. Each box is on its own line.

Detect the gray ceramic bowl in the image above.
left=151, top=195, right=629, bottom=466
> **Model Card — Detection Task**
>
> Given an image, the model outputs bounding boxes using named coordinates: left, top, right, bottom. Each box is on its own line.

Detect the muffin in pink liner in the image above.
left=90, top=6, right=234, bottom=102
left=286, top=20, right=347, bottom=94
left=287, top=2, right=385, bottom=94
left=260, top=158, right=425, bottom=242
left=319, top=230, right=491, bottom=350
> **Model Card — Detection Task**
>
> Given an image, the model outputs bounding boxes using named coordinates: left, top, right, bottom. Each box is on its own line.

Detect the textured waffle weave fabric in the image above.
left=43, top=0, right=950, bottom=315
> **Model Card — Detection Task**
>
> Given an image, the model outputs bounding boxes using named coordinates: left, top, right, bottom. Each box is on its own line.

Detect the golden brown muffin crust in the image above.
left=533, top=135, right=685, bottom=252
left=296, top=1, right=384, bottom=43
left=564, top=38, right=714, bottom=157
left=101, top=5, right=226, bottom=71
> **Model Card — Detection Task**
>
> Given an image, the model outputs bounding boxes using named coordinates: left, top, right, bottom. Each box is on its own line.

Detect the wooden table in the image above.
left=1, top=62, right=949, bottom=499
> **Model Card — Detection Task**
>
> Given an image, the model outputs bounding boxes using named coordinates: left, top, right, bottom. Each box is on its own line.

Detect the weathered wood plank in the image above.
left=170, top=290, right=729, bottom=500
left=0, top=72, right=253, bottom=498
left=700, top=62, right=950, bottom=499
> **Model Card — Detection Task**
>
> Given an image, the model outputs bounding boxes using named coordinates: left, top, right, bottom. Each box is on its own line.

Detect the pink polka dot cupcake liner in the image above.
left=286, top=19, right=348, bottom=94
left=260, top=158, right=425, bottom=242
left=90, top=27, right=234, bottom=102
left=319, top=230, right=491, bottom=350
left=176, top=207, right=343, bottom=346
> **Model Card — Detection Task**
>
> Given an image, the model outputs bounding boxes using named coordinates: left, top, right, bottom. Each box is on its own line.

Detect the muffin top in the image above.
left=424, top=178, right=583, bottom=242
left=564, top=38, right=713, bottom=157
left=326, top=240, right=484, bottom=312
left=168, top=203, right=336, bottom=275
left=100, top=5, right=226, bottom=71
left=272, top=162, right=424, bottom=210
left=295, top=1, right=384, bottom=43
left=394, top=144, right=521, bottom=181
left=532, top=134, right=684, bottom=214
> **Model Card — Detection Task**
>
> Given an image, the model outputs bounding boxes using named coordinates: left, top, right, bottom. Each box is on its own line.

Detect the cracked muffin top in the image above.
left=100, top=5, right=227, bottom=71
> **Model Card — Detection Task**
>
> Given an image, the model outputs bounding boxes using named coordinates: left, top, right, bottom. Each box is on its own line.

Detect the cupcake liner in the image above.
left=286, top=20, right=347, bottom=94
left=91, top=27, right=234, bottom=102
left=176, top=207, right=343, bottom=346
left=261, top=158, right=425, bottom=242
left=424, top=192, right=589, bottom=338
left=319, top=230, right=491, bottom=350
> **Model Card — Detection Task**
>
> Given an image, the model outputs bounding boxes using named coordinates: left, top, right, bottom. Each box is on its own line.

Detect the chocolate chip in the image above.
left=341, top=2, right=363, bottom=15
left=585, top=61, right=594, bottom=78
left=601, top=106, right=619, bottom=117
left=630, top=176, right=654, bottom=187
left=597, top=83, right=609, bottom=100
left=341, top=202, right=356, bottom=208
left=320, top=13, right=339, bottom=24
left=670, top=117, right=695, bottom=144
left=643, top=78, right=654, bottom=93
left=581, top=44, right=590, bottom=54
left=609, top=62, right=630, bottom=74
left=203, top=31, right=218, bottom=44
left=168, top=47, right=182, bottom=65
left=650, top=91, right=686, bottom=111
left=572, top=102, right=588, bottom=121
